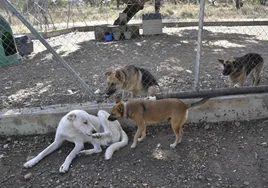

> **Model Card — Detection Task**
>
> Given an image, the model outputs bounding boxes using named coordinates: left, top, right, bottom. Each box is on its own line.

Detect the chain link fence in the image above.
left=0, top=0, right=268, bottom=109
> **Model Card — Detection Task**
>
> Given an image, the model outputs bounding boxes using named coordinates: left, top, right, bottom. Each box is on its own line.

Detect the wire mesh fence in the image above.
left=0, top=0, right=268, bottom=109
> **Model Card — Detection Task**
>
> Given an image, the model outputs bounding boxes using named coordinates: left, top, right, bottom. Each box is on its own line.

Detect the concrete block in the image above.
left=1, top=94, right=268, bottom=136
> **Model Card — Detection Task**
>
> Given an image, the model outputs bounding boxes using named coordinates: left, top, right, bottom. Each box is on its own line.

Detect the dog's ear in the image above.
left=116, top=95, right=122, bottom=103
left=105, top=71, right=112, bottom=77
left=115, top=70, right=124, bottom=82
left=218, top=59, right=225, bottom=64
left=67, top=113, right=76, bottom=121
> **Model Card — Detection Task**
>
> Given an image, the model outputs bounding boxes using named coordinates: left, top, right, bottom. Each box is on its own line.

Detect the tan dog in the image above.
left=108, top=97, right=210, bottom=149
left=105, top=65, right=159, bottom=98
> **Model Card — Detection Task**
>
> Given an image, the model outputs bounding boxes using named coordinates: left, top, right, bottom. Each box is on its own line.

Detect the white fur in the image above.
left=23, top=110, right=128, bottom=173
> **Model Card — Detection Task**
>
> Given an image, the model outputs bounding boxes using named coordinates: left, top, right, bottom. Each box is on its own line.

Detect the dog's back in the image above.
left=235, top=53, right=264, bottom=75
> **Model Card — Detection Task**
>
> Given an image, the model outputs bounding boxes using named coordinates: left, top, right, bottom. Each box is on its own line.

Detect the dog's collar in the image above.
left=123, top=102, right=128, bottom=118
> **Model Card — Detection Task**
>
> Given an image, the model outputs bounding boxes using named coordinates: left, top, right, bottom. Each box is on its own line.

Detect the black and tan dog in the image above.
left=218, top=53, right=264, bottom=87
left=105, top=65, right=159, bottom=98
left=108, top=97, right=210, bottom=149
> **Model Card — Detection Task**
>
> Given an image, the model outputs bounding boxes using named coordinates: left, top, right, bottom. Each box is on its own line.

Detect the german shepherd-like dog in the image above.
left=105, top=65, right=159, bottom=98
left=218, top=53, right=264, bottom=87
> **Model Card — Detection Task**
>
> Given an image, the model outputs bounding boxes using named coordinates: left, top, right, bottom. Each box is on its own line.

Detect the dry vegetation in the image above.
left=1, top=1, right=267, bottom=34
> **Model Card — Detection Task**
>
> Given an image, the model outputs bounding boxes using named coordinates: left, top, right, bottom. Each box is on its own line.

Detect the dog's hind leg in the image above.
left=78, top=142, right=102, bottom=155
left=92, top=110, right=113, bottom=139
left=252, top=62, right=264, bottom=86
left=131, top=120, right=146, bottom=148
left=60, top=140, right=84, bottom=173
left=170, top=114, right=187, bottom=148
left=23, top=135, right=64, bottom=168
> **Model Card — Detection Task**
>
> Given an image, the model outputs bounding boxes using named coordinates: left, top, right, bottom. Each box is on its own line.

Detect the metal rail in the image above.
left=156, top=86, right=268, bottom=99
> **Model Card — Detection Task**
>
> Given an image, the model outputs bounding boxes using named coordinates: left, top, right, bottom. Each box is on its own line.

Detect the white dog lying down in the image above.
left=23, top=110, right=128, bottom=173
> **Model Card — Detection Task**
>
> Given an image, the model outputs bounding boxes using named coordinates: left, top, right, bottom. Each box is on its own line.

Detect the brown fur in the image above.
left=105, top=65, right=159, bottom=98
left=218, top=53, right=264, bottom=87
left=108, top=97, right=210, bottom=148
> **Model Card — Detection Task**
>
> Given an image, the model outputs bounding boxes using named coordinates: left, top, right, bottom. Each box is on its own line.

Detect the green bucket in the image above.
left=0, top=14, right=21, bottom=66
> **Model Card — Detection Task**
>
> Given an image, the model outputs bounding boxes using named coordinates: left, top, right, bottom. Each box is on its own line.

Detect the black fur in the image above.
left=124, top=65, right=159, bottom=90
left=234, top=53, right=264, bottom=76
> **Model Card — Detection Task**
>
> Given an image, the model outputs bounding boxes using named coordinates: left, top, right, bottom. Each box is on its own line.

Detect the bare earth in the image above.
left=1, top=26, right=268, bottom=109
left=1, top=119, right=268, bottom=188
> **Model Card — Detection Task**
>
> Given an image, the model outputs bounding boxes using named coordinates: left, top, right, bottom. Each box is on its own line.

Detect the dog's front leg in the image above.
left=78, top=142, right=102, bottom=155
left=59, top=141, right=84, bottom=173
left=24, top=136, right=64, bottom=168
left=138, top=126, right=146, bottom=142
left=131, top=121, right=146, bottom=148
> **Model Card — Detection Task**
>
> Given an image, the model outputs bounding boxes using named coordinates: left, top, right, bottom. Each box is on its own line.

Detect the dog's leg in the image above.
left=138, top=126, right=146, bottom=142
left=122, top=90, right=125, bottom=99
left=23, top=136, right=64, bottom=168
left=131, top=90, right=137, bottom=98
left=253, top=62, right=264, bottom=86
left=170, top=116, right=186, bottom=148
left=131, top=120, right=146, bottom=148
left=78, top=142, right=102, bottom=155
left=59, top=141, right=84, bottom=173
left=92, top=110, right=112, bottom=139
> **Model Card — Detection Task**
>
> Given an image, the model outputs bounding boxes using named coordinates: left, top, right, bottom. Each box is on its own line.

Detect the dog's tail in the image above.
left=187, top=97, right=210, bottom=109
left=105, top=128, right=128, bottom=160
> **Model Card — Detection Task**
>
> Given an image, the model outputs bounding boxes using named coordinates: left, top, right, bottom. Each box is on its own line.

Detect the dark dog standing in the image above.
left=218, top=53, right=264, bottom=87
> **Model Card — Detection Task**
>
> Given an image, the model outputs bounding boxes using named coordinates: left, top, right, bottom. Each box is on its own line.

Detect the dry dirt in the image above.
left=1, top=26, right=268, bottom=109
left=1, top=119, right=268, bottom=188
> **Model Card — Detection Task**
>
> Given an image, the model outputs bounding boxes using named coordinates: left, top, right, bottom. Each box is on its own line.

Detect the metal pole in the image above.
left=3, top=0, right=96, bottom=98
left=194, top=0, right=205, bottom=91
left=156, top=86, right=268, bottom=99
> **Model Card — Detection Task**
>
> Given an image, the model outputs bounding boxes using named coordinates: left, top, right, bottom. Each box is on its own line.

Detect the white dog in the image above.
left=23, top=110, right=128, bottom=173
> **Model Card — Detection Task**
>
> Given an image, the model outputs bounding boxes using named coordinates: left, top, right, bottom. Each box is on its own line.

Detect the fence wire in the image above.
left=0, top=0, right=267, bottom=109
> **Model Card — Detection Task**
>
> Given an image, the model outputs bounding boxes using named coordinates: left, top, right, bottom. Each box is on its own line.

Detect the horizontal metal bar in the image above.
left=156, top=86, right=268, bottom=99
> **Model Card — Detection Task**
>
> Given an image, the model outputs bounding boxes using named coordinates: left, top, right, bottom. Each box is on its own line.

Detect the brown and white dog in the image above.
left=108, top=97, right=210, bottom=149
left=105, top=65, right=160, bottom=98
left=218, top=53, right=264, bottom=87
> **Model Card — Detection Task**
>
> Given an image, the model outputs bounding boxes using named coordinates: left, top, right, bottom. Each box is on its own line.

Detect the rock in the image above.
left=234, top=122, right=240, bottom=127
left=206, top=177, right=212, bottom=181
left=24, top=173, right=33, bottom=180
left=243, top=181, right=250, bottom=185
left=3, top=144, right=8, bottom=149
left=204, top=124, right=210, bottom=130
left=261, top=142, right=267, bottom=147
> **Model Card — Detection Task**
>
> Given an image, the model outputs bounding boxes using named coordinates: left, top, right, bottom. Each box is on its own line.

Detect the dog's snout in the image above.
left=108, top=115, right=117, bottom=121
left=106, top=88, right=117, bottom=96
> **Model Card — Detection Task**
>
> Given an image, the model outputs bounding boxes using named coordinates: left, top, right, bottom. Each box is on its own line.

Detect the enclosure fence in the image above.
left=0, top=0, right=268, bottom=109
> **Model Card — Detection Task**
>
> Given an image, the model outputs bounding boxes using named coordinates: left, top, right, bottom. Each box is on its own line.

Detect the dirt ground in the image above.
left=1, top=118, right=268, bottom=188
left=1, top=26, right=268, bottom=109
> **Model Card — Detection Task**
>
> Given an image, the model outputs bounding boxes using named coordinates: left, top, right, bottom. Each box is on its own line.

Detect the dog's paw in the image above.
left=92, top=133, right=102, bottom=139
left=78, top=150, right=92, bottom=155
left=23, top=158, right=37, bottom=168
left=130, top=144, right=136, bottom=149
left=170, top=143, right=177, bottom=149
left=138, top=138, right=143, bottom=142
left=59, top=163, right=69, bottom=173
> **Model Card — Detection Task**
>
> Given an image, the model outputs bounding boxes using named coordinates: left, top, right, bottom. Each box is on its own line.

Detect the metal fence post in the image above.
left=194, top=0, right=205, bottom=91
left=3, top=0, right=96, bottom=98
